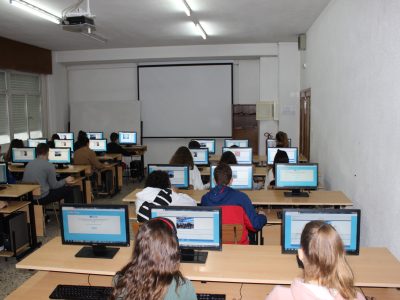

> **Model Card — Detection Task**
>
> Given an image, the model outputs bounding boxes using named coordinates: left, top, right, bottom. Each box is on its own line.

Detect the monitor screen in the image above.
left=54, top=139, right=74, bottom=152
left=87, top=132, right=104, bottom=140
left=48, top=148, right=71, bottom=164
left=57, top=132, right=74, bottom=140
left=0, top=163, right=7, bottom=184
left=224, top=139, right=249, bottom=148
left=275, top=163, right=318, bottom=189
left=190, top=148, right=209, bottom=165
left=210, top=164, right=253, bottom=190
left=267, top=147, right=298, bottom=165
left=282, top=209, right=361, bottom=255
left=151, top=206, right=222, bottom=250
left=61, top=204, right=130, bottom=247
left=12, top=148, right=36, bottom=163
left=191, top=139, right=215, bottom=154
left=89, top=139, right=107, bottom=152
left=222, top=147, right=253, bottom=164
left=118, top=131, right=137, bottom=145
left=27, top=138, right=47, bottom=148
left=266, top=138, right=292, bottom=149
left=147, top=164, right=190, bottom=189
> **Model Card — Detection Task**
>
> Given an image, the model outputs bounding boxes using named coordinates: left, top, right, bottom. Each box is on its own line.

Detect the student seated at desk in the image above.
left=47, top=133, right=60, bottom=148
left=4, top=138, right=24, bottom=163
left=111, top=218, right=197, bottom=300
left=201, top=163, right=267, bottom=243
left=265, top=149, right=289, bottom=189
left=22, top=143, right=75, bottom=204
left=266, top=221, right=365, bottom=300
left=74, top=130, right=87, bottom=152
left=107, top=132, right=130, bottom=156
left=219, top=150, right=237, bottom=164
left=276, top=131, right=289, bottom=147
left=136, top=170, right=196, bottom=222
left=73, top=136, right=106, bottom=171
left=170, top=146, right=207, bottom=190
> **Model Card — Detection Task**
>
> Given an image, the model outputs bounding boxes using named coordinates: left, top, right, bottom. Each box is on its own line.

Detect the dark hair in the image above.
left=79, top=136, right=89, bottom=146
left=214, top=163, right=232, bottom=186
left=272, top=150, right=289, bottom=177
left=110, top=132, right=118, bottom=142
left=145, top=170, right=171, bottom=189
left=4, top=139, right=24, bottom=162
left=51, top=133, right=60, bottom=141
left=276, top=131, right=289, bottom=147
left=111, top=218, right=184, bottom=300
left=188, top=140, right=201, bottom=149
left=169, top=146, right=194, bottom=169
left=219, top=151, right=237, bottom=165
left=229, top=145, right=239, bottom=148
left=78, top=130, right=87, bottom=138
left=36, top=143, right=49, bottom=156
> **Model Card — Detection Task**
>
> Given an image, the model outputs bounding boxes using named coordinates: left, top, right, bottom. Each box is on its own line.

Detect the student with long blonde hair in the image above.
left=111, top=218, right=197, bottom=300
left=266, top=221, right=365, bottom=300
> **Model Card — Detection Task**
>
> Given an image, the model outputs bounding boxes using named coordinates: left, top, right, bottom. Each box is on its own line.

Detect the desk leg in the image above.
left=114, top=164, right=120, bottom=194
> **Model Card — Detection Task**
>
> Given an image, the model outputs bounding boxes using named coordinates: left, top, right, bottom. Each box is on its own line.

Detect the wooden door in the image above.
left=232, top=105, right=259, bottom=154
left=299, top=89, right=311, bottom=161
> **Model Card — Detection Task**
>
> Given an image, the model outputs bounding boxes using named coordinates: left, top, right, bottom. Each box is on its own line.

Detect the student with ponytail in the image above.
left=266, top=221, right=365, bottom=300
left=111, top=218, right=197, bottom=300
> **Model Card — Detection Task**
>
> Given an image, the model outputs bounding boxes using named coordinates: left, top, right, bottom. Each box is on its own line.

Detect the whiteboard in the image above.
left=139, top=64, right=232, bottom=137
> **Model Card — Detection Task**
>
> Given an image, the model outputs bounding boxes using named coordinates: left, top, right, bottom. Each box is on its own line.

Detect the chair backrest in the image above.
left=222, top=223, right=244, bottom=244
left=220, top=205, right=250, bottom=245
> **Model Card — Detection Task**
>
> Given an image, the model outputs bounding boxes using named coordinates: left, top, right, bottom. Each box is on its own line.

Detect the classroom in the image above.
left=0, top=0, right=399, bottom=299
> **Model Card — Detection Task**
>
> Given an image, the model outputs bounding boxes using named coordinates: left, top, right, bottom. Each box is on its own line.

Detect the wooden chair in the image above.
left=222, top=224, right=244, bottom=244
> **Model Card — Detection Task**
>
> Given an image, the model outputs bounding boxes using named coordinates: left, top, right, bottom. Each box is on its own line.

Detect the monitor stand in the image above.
left=180, top=249, right=208, bottom=264
left=75, top=245, right=119, bottom=259
left=284, top=189, right=309, bottom=198
left=55, top=164, right=68, bottom=169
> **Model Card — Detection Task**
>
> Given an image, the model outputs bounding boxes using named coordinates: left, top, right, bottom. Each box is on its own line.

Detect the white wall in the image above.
left=302, top=0, right=400, bottom=258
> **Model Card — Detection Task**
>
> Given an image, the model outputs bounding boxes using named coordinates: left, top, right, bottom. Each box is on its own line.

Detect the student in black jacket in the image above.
left=107, top=132, right=130, bottom=156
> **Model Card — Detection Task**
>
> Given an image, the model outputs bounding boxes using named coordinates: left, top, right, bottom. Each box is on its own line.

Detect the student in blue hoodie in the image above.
left=201, top=163, right=267, bottom=243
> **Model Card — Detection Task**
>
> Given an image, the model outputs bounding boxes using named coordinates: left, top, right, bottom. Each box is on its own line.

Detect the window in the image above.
left=0, top=70, right=43, bottom=144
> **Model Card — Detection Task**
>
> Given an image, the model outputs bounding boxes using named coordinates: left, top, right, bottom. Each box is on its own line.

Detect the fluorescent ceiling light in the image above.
left=195, top=22, right=207, bottom=40
left=10, top=0, right=61, bottom=24
left=181, top=0, right=191, bottom=16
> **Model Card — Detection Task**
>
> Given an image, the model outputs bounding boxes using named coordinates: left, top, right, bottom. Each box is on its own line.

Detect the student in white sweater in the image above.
left=136, top=170, right=196, bottom=222
left=170, top=146, right=207, bottom=190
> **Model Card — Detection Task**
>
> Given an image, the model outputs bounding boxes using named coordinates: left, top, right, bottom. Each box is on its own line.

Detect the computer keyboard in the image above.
left=49, top=284, right=112, bottom=299
left=197, top=293, right=226, bottom=300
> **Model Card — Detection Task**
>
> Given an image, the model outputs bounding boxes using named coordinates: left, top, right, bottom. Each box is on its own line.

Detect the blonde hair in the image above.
left=300, top=221, right=357, bottom=299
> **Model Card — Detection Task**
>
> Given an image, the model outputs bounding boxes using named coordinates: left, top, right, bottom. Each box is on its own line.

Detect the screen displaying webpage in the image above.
left=48, top=148, right=71, bottom=164
left=267, top=147, right=298, bottom=165
left=12, top=148, right=35, bottom=163
left=89, top=139, right=107, bottom=152
left=57, top=133, right=74, bottom=140
left=276, top=164, right=317, bottom=188
left=190, top=148, right=209, bottom=165
left=148, top=165, right=189, bottom=188
left=211, top=165, right=253, bottom=189
left=28, top=139, right=47, bottom=148
left=87, top=132, right=104, bottom=140
left=192, top=140, right=215, bottom=154
left=225, top=140, right=249, bottom=147
left=55, top=139, right=74, bottom=151
left=119, top=132, right=137, bottom=144
left=222, top=148, right=252, bottom=164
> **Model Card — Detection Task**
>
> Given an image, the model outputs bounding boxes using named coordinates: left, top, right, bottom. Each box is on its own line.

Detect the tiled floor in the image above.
left=0, top=179, right=142, bottom=300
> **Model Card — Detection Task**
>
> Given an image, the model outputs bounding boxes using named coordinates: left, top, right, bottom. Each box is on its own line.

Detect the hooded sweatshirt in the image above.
left=266, top=280, right=366, bottom=300
left=201, top=185, right=267, bottom=231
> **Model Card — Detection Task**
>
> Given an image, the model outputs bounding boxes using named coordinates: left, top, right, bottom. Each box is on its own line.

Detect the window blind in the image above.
left=28, top=95, right=42, bottom=137
left=11, top=94, right=28, bottom=139
left=0, top=72, right=5, bottom=91
left=10, top=73, right=40, bottom=93
left=0, top=94, right=10, bottom=144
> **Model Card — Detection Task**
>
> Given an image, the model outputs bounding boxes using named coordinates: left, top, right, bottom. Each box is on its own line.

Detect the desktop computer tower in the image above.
left=2, top=211, right=29, bottom=252
left=0, top=214, right=4, bottom=251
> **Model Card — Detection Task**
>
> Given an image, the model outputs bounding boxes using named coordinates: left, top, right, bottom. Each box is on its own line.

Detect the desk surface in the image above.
left=16, top=237, right=400, bottom=287
left=0, top=184, right=40, bottom=198
left=98, top=153, right=122, bottom=161
left=123, top=189, right=352, bottom=206
left=9, top=164, right=90, bottom=174
left=0, top=200, right=30, bottom=214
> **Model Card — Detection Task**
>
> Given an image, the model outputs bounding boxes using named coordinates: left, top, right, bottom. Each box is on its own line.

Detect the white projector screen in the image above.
left=139, top=64, right=232, bottom=137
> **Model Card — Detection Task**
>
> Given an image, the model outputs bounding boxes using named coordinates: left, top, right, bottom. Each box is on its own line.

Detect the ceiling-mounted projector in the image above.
left=62, top=15, right=95, bottom=33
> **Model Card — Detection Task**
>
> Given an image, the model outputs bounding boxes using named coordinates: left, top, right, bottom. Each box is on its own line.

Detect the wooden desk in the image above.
left=124, top=189, right=352, bottom=207
left=16, top=237, right=400, bottom=288
left=98, top=153, right=122, bottom=161
left=0, top=184, right=41, bottom=258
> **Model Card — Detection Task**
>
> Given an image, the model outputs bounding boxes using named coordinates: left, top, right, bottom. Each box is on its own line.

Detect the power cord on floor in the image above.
left=87, top=274, right=91, bottom=286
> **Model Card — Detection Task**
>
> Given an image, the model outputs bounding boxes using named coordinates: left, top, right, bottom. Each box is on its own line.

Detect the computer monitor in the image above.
left=147, top=164, right=190, bottom=189
left=0, top=162, right=7, bottom=185
left=222, top=147, right=253, bottom=164
left=89, top=139, right=107, bottom=152
left=275, top=163, right=318, bottom=197
left=60, top=204, right=130, bottom=259
left=189, top=148, right=209, bottom=166
left=11, top=148, right=36, bottom=165
left=266, top=138, right=292, bottom=150
left=27, top=138, right=47, bottom=148
left=48, top=148, right=71, bottom=168
left=151, top=206, right=222, bottom=263
left=210, top=164, right=253, bottom=190
left=191, top=139, right=215, bottom=154
left=57, top=132, right=74, bottom=140
left=86, top=132, right=104, bottom=140
left=224, top=139, right=249, bottom=148
left=54, top=139, right=74, bottom=152
left=267, top=147, right=298, bottom=165
left=282, top=209, right=361, bottom=255
left=118, top=131, right=137, bottom=145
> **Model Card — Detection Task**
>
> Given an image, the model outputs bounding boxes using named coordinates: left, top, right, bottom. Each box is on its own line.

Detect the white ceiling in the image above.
left=0, top=0, right=330, bottom=51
